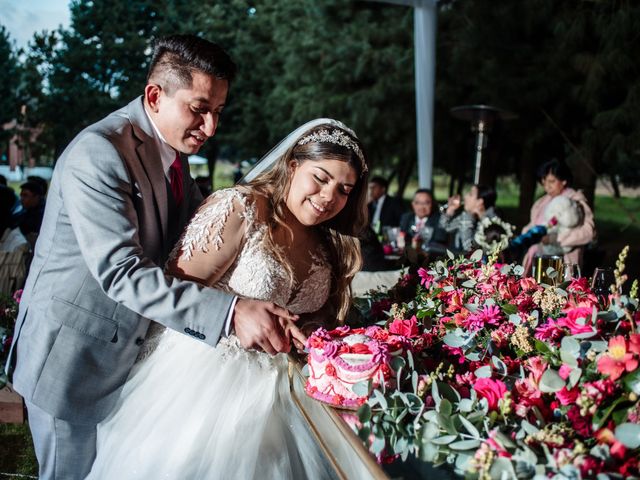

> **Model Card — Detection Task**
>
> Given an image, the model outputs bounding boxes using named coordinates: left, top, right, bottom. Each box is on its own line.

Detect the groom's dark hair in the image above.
left=147, top=34, right=236, bottom=95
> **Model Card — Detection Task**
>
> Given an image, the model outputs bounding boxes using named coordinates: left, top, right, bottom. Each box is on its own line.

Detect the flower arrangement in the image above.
left=473, top=216, right=515, bottom=255
left=351, top=249, right=640, bottom=478
left=0, top=289, right=21, bottom=388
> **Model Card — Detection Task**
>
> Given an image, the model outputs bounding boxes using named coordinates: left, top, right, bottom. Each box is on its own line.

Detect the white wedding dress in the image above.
left=88, top=188, right=337, bottom=480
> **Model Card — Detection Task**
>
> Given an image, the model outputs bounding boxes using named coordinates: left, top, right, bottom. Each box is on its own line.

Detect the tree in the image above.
left=0, top=25, right=20, bottom=148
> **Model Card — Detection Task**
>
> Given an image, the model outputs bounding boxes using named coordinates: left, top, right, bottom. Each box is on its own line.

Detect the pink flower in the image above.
left=557, top=308, right=595, bottom=335
left=597, top=336, right=638, bottom=381
left=388, top=316, right=419, bottom=338
left=474, top=378, right=507, bottom=411
left=558, top=364, right=573, bottom=380
left=417, top=267, right=433, bottom=287
left=460, top=305, right=502, bottom=332
left=629, top=334, right=640, bottom=355
left=12, top=289, right=23, bottom=303
left=534, top=318, right=564, bottom=342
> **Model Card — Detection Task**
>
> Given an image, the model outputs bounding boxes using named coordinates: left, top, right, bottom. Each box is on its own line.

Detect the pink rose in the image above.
left=388, top=316, right=419, bottom=338
left=473, top=378, right=507, bottom=411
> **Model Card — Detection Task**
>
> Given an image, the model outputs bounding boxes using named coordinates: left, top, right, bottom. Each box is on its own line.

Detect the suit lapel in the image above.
left=127, top=98, right=169, bottom=243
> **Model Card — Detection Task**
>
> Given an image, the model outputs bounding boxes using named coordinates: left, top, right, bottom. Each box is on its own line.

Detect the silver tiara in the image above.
left=297, top=129, right=368, bottom=174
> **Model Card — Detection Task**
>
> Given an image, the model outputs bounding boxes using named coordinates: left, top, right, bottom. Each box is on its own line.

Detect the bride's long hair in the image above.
left=247, top=124, right=369, bottom=321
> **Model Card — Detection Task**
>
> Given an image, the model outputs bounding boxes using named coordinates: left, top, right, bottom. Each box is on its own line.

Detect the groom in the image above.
left=6, top=34, right=297, bottom=480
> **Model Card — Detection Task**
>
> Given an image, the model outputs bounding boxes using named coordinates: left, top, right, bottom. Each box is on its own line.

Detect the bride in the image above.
left=87, top=118, right=369, bottom=479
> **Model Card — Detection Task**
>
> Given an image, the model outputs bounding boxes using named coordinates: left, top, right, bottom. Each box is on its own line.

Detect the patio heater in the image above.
left=450, top=104, right=517, bottom=184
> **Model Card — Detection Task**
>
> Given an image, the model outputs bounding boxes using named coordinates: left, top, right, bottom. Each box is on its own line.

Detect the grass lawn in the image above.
left=0, top=423, right=37, bottom=477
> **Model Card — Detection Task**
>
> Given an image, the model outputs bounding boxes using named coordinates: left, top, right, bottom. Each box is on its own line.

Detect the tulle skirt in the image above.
left=87, top=330, right=335, bottom=480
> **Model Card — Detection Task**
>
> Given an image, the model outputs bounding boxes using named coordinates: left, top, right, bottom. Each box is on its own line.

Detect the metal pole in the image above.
left=414, top=1, right=437, bottom=189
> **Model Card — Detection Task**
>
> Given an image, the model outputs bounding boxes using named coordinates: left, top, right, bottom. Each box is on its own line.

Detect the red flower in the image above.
left=388, top=316, right=419, bottom=338
left=474, top=378, right=507, bottom=411
left=597, top=336, right=638, bottom=381
left=556, top=386, right=579, bottom=406
left=567, top=406, right=592, bottom=437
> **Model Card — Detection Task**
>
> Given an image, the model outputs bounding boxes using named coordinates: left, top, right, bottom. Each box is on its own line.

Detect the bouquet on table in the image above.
left=347, top=248, right=639, bottom=479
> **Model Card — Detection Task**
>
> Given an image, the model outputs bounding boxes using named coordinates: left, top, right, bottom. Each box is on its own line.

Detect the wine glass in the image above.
left=562, top=263, right=581, bottom=282
left=591, top=267, right=616, bottom=303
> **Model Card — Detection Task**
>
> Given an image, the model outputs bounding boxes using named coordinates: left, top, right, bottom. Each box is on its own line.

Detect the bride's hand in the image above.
left=233, top=299, right=299, bottom=355
left=279, top=317, right=308, bottom=353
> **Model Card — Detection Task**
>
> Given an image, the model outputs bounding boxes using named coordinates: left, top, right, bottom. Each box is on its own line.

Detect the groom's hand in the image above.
left=233, top=299, right=299, bottom=355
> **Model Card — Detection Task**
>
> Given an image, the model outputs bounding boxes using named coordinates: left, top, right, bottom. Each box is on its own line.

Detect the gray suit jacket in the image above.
left=7, top=97, right=234, bottom=425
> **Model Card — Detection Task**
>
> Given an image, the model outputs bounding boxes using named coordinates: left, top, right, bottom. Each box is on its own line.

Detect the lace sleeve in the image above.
left=166, top=188, right=254, bottom=287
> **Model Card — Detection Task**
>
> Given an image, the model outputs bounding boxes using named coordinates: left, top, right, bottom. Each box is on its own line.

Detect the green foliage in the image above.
left=0, top=25, right=20, bottom=145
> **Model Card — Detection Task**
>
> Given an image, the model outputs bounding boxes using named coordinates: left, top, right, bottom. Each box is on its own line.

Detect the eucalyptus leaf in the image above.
left=466, top=352, right=481, bottom=362
left=474, top=365, right=492, bottom=378
left=352, top=381, right=370, bottom=397
left=447, top=250, right=455, bottom=260
left=432, top=380, right=441, bottom=408
left=492, top=356, right=507, bottom=375
left=513, top=265, right=524, bottom=276
left=615, top=423, right=640, bottom=449
left=568, top=368, right=582, bottom=389
left=560, top=351, right=578, bottom=368
left=371, top=435, right=386, bottom=455
left=421, top=441, right=439, bottom=462
left=561, top=336, right=581, bottom=356
left=431, top=434, right=458, bottom=445
left=411, top=370, right=418, bottom=394
left=509, top=313, right=522, bottom=325
left=459, top=398, right=474, bottom=413
left=391, top=356, right=406, bottom=371
left=437, top=413, right=458, bottom=435
left=443, top=333, right=471, bottom=348
left=458, top=414, right=480, bottom=439
left=438, top=382, right=462, bottom=403
left=539, top=369, right=565, bottom=393
left=449, top=439, right=481, bottom=450
left=490, top=457, right=517, bottom=478
left=358, top=403, right=372, bottom=423
left=461, top=280, right=476, bottom=288
left=439, top=398, right=452, bottom=416
left=521, top=419, right=540, bottom=435
left=470, top=249, right=483, bottom=262
left=373, top=390, right=388, bottom=411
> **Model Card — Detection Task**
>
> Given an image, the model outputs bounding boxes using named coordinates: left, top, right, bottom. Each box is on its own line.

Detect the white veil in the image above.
left=238, top=118, right=358, bottom=184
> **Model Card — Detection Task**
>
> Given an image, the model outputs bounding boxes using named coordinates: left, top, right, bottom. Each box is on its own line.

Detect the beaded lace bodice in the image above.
left=139, top=188, right=332, bottom=362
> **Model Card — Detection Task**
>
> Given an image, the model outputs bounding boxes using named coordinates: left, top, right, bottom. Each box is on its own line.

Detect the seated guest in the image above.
left=17, top=180, right=46, bottom=249
left=358, top=226, right=398, bottom=272
left=440, top=184, right=500, bottom=253
left=367, top=176, right=405, bottom=232
left=399, top=189, right=447, bottom=248
left=0, top=174, right=22, bottom=223
left=521, top=159, right=595, bottom=274
left=0, top=186, right=30, bottom=295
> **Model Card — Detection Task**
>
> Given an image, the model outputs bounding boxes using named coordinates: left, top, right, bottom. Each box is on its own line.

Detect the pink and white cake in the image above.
left=304, top=325, right=407, bottom=408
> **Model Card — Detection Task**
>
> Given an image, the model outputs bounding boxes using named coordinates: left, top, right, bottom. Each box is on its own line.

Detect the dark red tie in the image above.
left=169, top=153, right=183, bottom=206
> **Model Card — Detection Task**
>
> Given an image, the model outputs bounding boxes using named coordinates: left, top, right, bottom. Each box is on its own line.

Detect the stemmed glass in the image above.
left=562, top=263, right=581, bottom=282
left=591, top=267, right=616, bottom=304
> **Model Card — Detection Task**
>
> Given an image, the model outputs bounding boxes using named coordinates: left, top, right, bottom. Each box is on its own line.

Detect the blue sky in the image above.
left=1, top=0, right=71, bottom=49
